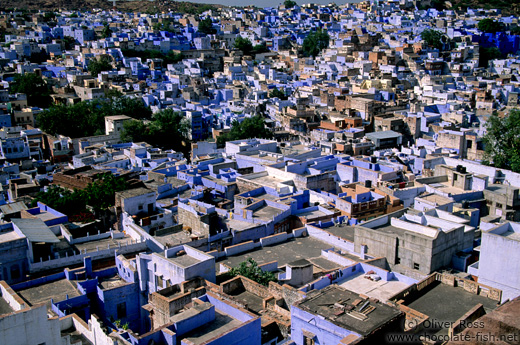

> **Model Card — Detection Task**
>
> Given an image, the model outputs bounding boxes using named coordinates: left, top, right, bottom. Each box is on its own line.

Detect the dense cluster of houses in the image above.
left=0, top=1, right=519, bottom=344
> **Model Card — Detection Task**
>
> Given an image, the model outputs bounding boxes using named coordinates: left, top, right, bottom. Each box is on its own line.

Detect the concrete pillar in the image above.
left=84, top=256, right=92, bottom=277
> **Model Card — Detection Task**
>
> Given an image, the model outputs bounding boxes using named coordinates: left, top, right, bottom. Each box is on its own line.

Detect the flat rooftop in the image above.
left=338, top=272, right=410, bottom=302
left=426, top=182, right=466, bottom=196
left=98, top=274, right=128, bottom=290
left=297, top=285, right=403, bottom=337
left=224, top=218, right=262, bottom=232
left=485, top=184, right=517, bottom=194
left=218, top=237, right=334, bottom=272
left=154, top=229, right=194, bottom=247
left=296, top=209, right=328, bottom=219
left=17, top=279, right=80, bottom=308
left=168, top=254, right=201, bottom=268
left=250, top=192, right=279, bottom=202
left=405, top=282, right=499, bottom=336
left=252, top=205, right=284, bottom=220
left=116, top=187, right=154, bottom=199
left=418, top=193, right=455, bottom=205
left=501, top=230, right=520, bottom=241
left=228, top=290, right=264, bottom=314
left=242, top=175, right=289, bottom=190
left=74, top=236, right=135, bottom=253
left=322, top=224, right=356, bottom=242
left=0, top=230, right=23, bottom=243
left=31, top=210, right=61, bottom=222
left=370, top=224, right=408, bottom=237
left=0, top=297, right=14, bottom=315
left=180, top=309, right=242, bottom=345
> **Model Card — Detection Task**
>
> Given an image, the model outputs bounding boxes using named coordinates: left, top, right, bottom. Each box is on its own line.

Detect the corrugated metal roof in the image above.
left=12, top=218, right=60, bottom=243
left=0, top=201, right=28, bottom=215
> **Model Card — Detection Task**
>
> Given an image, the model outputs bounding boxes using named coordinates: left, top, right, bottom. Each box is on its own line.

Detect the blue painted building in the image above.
left=291, top=285, right=404, bottom=345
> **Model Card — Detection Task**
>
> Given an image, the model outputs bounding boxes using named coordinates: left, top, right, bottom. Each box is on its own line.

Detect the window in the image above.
left=304, top=336, right=315, bottom=345
left=496, top=203, right=503, bottom=209
left=413, top=263, right=420, bottom=270
left=10, top=265, right=20, bottom=280
left=117, top=302, right=127, bottom=319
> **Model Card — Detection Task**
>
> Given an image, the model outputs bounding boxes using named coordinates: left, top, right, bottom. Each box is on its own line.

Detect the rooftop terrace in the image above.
left=17, top=279, right=80, bottom=308
left=181, top=309, right=243, bottom=345
left=218, top=236, right=335, bottom=272
left=297, top=285, right=403, bottom=337
left=405, top=282, right=499, bottom=336
left=338, top=272, right=409, bottom=302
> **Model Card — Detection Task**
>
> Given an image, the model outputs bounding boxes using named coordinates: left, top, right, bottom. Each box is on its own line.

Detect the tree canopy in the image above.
left=228, top=258, right=277, bottom=286
left=421, top=29, right=443, bottom=50
left=253, top=43, right=269, bottom=55
left=483, top=109, right=520, bottom=173
left=120, top=108, right=191, bottom=156
left=31, top=173, right=128, bottom=216
left=269, top=87, right=288, bottom=100
left=284, top=0, right=297, bottom=8
left=216, top=115, right=273, bottom=147
left=302, top=29, right=330, bottom=58
left=198, top=17, right=216, bottom=35
left=37, top=96, right=152, bottom=138
left=10, top=73, right=51, bottom=108
left=478, top=18, right=504, bottom=34
left=88, top=55, right=113, bottom=77
left=479, top=46, right=502, bottom=67
left=234, top=36, right=254, bottom=55
left=101, top=24, right=112, bottom=39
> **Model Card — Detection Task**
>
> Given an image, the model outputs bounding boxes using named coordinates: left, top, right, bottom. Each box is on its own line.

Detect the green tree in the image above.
left=153, top=22, right=174, bottom=33
left=110, top=96, right=152, bottom=120
left=198, top=17, right=216, bottom=35
left=284, top=0, right=297, bottom=8
left=421, top=28, right=443, bottom=49
left=478, top=18, right=504, bottom=34
left=88, top=55, right=113, bottom=77
left=37, top=96, right=152, bottom=138
left=269, top=87, right=288, bottom=100
left=483, top=109, right=520, bottom=173
left=101, top=24, right=112, bottom=39
left=105, top=88, right=123, bottom=99
left=10, top=73, right=51, bottom=108
left=164, top=50, right=183, bottom=64
left=43, top=12, right=56, bottom=22
left=252, top=43, right=269, bottom=55
left=229, top=258, right=277, bottom=286
left=216, top=115, right=273, bottom=147
left=62, top=36, right=76, bottom=50
left=120, top=119, right=148, bottom=143
left=120, top=109, right=191, bottom=155
left=302, top=29, right=330, bottom=58
left=234, top=36, right=253, bottom=55
left=31, top=173, right=128, bottom=215
left=479, top=47, right=502, bottom=67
